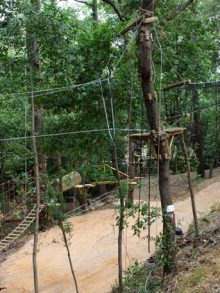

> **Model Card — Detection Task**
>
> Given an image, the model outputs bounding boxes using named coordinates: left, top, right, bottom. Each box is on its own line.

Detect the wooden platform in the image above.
left=129, top=127, right=185, bottom=142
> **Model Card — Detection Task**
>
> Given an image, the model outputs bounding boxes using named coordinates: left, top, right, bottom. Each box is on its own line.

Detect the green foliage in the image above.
left=0, top=0, right=219, bottom=214
left=155, top=214, right=177, bottom=270
left=80, top=163, right=115, bottom=182
left=128, top=203, right=161, bottom=237
left=123, top=260, right=145, bottom=289
left=113, top=259, right=162, bottom=293
left=62, top=220, right=73, bottom=237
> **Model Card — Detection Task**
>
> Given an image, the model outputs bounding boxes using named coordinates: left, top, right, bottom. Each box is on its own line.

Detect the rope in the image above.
left=108, top=79, right=116, bottom=139
left=147, top=137, right=152, bottom=253
left=0, top=128, right=144, bottom=142
left=100, top=81, right=113, bottom=141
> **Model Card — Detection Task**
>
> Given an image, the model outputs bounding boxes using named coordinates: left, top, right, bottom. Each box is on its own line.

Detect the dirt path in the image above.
left=0, top=180, right=220, bottom=293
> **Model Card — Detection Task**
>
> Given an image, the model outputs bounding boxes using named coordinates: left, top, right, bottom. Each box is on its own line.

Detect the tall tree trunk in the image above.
left=30, top=84, right=41, bottom=293
left=192, top=89, right=205, bottom=178
left=92, top=0, right=98, bottom=24
left=137, top=0, right=176, bottom=274
left=26, top=1, right=42, bottom=292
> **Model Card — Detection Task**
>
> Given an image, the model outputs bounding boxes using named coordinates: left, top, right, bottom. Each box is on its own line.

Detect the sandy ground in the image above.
left=0, top=180, right=220, bottom=293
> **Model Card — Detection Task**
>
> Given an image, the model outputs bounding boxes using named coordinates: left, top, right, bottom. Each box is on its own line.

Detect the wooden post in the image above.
left=137, top=0, right=176, bottom=274
left=118, top=10, right=154, bottom=35
left=181, top=134, right=199, bottom=236
left=75, top=185, right=87, bottom=209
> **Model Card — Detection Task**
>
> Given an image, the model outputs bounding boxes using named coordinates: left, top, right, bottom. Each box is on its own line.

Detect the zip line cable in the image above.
left=0, top=128, right=146, bottom=142
left=2, top=94, right=218, bottom=143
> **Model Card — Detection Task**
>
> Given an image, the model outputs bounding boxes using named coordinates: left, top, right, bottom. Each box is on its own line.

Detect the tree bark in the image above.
left=30, top=83, right=41, bottom=293
left=111, top=141, right=124, bottom=293
left=181, top=134, right=199, bottom=236
left=27, top=1, right=42, bottom=292
left=59, top=220, right=80, bottom=293
left=192, top=89, right=205, bottom=178
left=92, top=0, right=98, bottom=24
left=137, top=0, right=176, bottom=274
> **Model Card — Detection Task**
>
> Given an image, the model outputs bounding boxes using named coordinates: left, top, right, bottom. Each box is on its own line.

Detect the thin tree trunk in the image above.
left=192, top=89, right=205, bottom=178
left=209, top=94, right=219, bottom=178
left=137, top=0, right=176, bottom=274
left=209, top=160, right=214, bottom=179
left=181, top=134, right=199, bottom=236
left=31, top=82, right=41, bottom=293
left=27, top=1, right=41, bottom=292
left=59, top=220, right=80, bottom=293
left=56, top=158, right=79, bottom=293
left=112, top=141, right=124, bottom=293
left=92, top=0, right=98, bottom=24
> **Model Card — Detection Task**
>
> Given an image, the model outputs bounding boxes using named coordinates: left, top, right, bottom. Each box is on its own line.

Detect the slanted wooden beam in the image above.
left=104, top=163, right=128, bottom=178
left=166, top=112, right=190, bottom=123
left=162, top=79, right=191, bottom=92
left=118, top=11, right=154, bottom=35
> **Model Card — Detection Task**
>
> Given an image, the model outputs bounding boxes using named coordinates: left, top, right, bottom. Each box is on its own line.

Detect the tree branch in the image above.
left=73, top=0, right=93, bottom=7
left=101, top=0, right=125, bottom=21
left=161, top=0, right=196, bottom=25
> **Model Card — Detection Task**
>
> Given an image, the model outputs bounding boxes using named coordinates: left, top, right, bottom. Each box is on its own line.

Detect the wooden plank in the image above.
left=162, top=79, right=191, bottom=92
left=74, top=185, right=84, bottom=189
left=84, top=184, right=95, bottom=188
left=129, top=133, right=150, bottom=141
left=118, top=11, right=154, bottom=35
left=165, top=127, right=186, bottom=136
left=129, top=182, right=138, bottom=186
left=130, top=128, right=185, bottom=141
left=142, top=16, right=158, bottom=24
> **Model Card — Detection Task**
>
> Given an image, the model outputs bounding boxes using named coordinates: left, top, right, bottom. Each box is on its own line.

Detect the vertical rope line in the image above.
left=108, top=78, right=116, bottom=139
left=138, top=93, right=144, bottom=222
left=24, top=99, right=28, bottom=196
left=147, top=137, right=152, bottom=253
left=8, top=181, right=10, bottom=212
left=100, top=80, right=113, bottom=141
left=2, top=183, right=5, bottom=215
left=124, top=70, right=136, bottom=268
